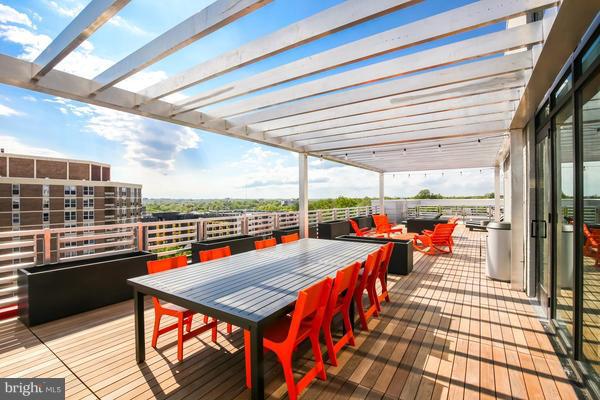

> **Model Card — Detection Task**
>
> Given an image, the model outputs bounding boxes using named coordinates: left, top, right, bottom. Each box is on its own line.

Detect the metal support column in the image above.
left=379, top=172, right=385, bottom=215
left=510, top=129, right=525, bottom=291
left=299, top=153, right=309, bottom=239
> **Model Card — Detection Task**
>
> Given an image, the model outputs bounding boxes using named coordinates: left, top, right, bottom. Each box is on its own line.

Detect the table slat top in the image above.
left=129, top=239, right=381, bottom=324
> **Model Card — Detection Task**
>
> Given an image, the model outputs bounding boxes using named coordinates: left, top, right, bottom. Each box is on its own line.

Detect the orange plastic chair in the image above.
left=372, top=214, right=403, bottom=237
left=199, top=246, right=233, bottom=333
left=584, top=224, right=600, bottom=267
left=349, top=219, right=373, bottom=237
left=281, top=232, right=300, bottom=243
left=255, top=237, right=277, bottom=250
left=147, top=255, right=218, bottom=361
left=413, top=223, right=456, bottom=255
left=199, top=245, right=231, bottom=262
left=244, top=278, right=333, bottom=400
left=353, top=249, right=382, bottom=331
left=376, top=242, right=394, bottom=308
left=447, top=216, right=460, bottom=225
left=322, top=261, right=360, bottom=366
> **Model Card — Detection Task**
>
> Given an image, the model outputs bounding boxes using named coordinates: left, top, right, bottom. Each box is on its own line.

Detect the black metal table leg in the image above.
left=250, top=325, right=264, bottom=400
left=134, top=290, right=145, bottom=363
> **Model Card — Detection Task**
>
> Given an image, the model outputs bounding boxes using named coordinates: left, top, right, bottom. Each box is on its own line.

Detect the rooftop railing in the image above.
left=0, top=205, right=380, bottom=309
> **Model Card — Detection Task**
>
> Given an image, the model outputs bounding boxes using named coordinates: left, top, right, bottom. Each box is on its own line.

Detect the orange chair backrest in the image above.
left=448, top=216, right=459, bottom=224
left=147, top=255, right=187, bottom=274
left=372, top=214, right=390, bottom=228
left=379, top=242, right=394, bottom=275
left=199, top=246, right=231, bottom=262
left=288, top=278, right=332, bottom=342
left=349, top=219, right=361, bottom=235
left=357, top=249, right=381, bottom=292
left=255, top=238, right=277, bottom=250
left=328, top=262, right=360, bottom=312
left=281, top=233, right=300, bottom=243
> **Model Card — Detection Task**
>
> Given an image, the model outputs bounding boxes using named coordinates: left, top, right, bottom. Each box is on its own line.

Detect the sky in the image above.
left=0, top=0, right=496, bottom=199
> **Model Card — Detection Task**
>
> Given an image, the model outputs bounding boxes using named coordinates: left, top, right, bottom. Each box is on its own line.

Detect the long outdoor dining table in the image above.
left=127, top=238, right=382, bottom=400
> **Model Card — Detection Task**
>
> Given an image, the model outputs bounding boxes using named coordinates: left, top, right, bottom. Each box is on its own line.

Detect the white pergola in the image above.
left=0, top=0, right=562, bottom=236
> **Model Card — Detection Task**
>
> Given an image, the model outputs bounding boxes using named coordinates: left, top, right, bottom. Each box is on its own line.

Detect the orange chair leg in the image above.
left=354, top=293, right=369, bottom=331
left=310, top=334, right=327, bottom=381
left=278, top=352, right=298, bottom=400
left=177, top=316, right=184, bottom=362
left=151, top=313, right=162, bottom=348
left=227, top=323, right=233, bottom=334
left=203, top=315, right=208, bottom=324
left=244, top=330, right=252, bottom=388
left=211, top=317, right=218, bottom=343
left=322, top=316, right=338, bottom=366
left=185, top=315, right=193, bottom=332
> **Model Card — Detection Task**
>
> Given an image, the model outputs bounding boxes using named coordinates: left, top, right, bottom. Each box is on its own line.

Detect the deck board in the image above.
left=0, top=227, right=579, bottom=399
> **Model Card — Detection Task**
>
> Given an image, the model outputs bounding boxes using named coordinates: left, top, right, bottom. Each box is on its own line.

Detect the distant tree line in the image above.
left=144, top=190, right=494, bottom=213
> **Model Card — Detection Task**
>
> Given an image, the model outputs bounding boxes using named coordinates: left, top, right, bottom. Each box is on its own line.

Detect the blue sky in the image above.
left=0, top=0, right=495, bottom=199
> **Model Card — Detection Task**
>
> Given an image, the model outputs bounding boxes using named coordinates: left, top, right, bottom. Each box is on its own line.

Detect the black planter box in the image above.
left=191, top=235, right=267, bottom=263
left=18, top=251, right=156, bottom=327
left=351, top=216, right=373, bottom=229
left=406, top=218, right=448, bottom=233
left=272, top=225, right=317, bottom=242
left=335, top=235, right=413, bottom=275
left=318, top=220, right=351, bottom=239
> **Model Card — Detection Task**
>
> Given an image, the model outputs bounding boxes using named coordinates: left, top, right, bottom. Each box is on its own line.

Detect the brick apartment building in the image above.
left=0, top=153, right=142, bottom=231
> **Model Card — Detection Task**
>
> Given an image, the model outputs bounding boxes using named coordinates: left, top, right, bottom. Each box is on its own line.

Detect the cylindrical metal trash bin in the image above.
left=558, top=224, right=574, bottom=289
left=486, top=222, right=511, bottom=281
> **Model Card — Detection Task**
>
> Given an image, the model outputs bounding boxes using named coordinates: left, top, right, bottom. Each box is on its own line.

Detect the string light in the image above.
left=372, top=151, right=376, bottom=159
left=437, top=144, right=442, bottom=152
left=403, top=148, right=407, bottom=156
left=344, top=153, right=348, bottom=161
left=477, top=138, right=482, bottom=146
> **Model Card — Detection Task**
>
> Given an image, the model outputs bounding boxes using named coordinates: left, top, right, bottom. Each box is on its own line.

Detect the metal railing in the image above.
left=0, top=205, right=380, bottom=309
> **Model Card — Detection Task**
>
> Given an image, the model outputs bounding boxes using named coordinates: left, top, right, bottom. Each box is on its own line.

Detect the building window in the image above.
left=12, top=213, right=19, bottom=224
left=12, top=184, right=19, bottom=196
left=42, top=185, right=49, bottom=197
left=42, top=212, right=50, bottom=223
left=64, top=211, right=76, bottom=222
left=12, top=199, right=19, bottom=210
left=64, top=198, right=76, bottom=208
left=83, top=198, right=94, bottom=208
left=64, top=185, right=76, bottom=196
left=83, top=186, right=94, bottom=196
left=83, top=211, right=94, bottom=221
left=43, top=198, right=50, bottom=209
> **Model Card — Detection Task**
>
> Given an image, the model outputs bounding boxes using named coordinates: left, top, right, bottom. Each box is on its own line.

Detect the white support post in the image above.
left=510, top=129, right=525, bottom=291
left=379, top=172, right=385, bottom=215
left=299, top=153, right=309, bottom=239
left=494, top=164, right=501, bottom=221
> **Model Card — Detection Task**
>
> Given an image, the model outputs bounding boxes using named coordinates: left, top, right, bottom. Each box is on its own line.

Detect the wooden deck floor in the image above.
left=0, top=227, right=579, bottom=399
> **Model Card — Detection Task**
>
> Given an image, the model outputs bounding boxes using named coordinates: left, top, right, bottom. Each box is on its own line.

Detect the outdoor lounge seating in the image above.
left=199, top=246, right=233, bottom=334
left=353, top=248, right=382, bottom=331
left=349, top=218, right=373, bottom=237
left=372, top=214, right=403, bottom=237
left=413, top=223, right=457, bottom=255
left=281, top=232, right=300, bottom=243
left=244, top=277, right=332, bottom=400
left=584, top=224, right=600, bottom=267
left=255, top=237, right=277, bottom=250
left=147, top=256, right=218, bottom=361
left=322, top=261, right=361, bottom=366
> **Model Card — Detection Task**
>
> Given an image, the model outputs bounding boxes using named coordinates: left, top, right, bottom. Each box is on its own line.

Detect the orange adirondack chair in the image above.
left=413, top=223, right=456, bottom=255
left=349, top=219, right=373, bottom=237
left=372, top=214, right=403, bottom=237
left=584, top=224, right=600, bottom=267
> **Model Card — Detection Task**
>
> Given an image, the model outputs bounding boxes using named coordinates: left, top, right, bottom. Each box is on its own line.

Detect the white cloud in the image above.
left=0, top=103, right=23, bottom=116
left=109, top=15, right=149, bottom=36
left=0, top=24, right=51, bottom=61
left=0, top=4, right=33, bottom=27
left=44, top=1, right=82, bottom=18
left=0, top=134, right=64, bottom=157
left=51, top=98, right=201, bottom=173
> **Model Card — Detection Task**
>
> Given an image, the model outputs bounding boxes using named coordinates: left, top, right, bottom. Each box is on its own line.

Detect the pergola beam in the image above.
left=254, top=70, right=526, bottom=134
left=283, top=102, right=516, bottom=143
left=92, top=0, right=271, bottom=91
left=274, top=88, right=521, bottom=138
left=202, top=21, right=543, bottom=119
left=174, top=0, right=554, bottom=112
left=306, top=121, right=510, bottom=152
left=226, top=51, right=532, bottom=128
left=139, top=0, right=419, bottom=101
left=33, top=0, right=130, bottom=79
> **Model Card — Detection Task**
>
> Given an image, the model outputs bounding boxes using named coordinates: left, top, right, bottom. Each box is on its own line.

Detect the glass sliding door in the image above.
left=581, top=67, right=600, bottom=377
left=555, top=101, right=575, bottom=341
left=536, top=130, right=552, bottom=317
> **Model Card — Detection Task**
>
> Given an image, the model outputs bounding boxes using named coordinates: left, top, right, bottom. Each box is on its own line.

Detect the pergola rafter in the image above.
left=0, top=0, right=560, bottom=174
